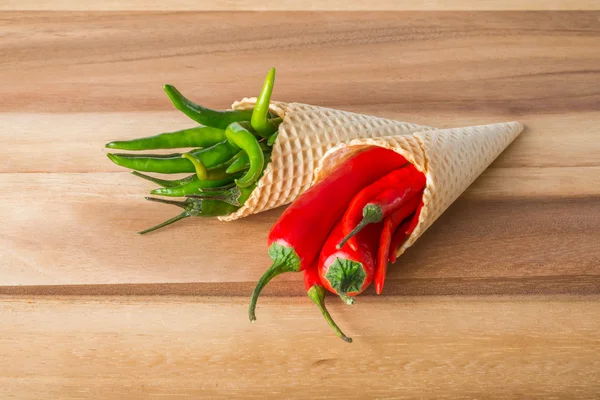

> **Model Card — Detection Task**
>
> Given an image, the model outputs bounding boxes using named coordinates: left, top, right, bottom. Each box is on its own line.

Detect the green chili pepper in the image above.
left=229, top=150, right=245, bottom=164
left=106, top=141, right=238, bottom=174
left=164, top=85, right=254, bottom=129
left=225, top=153, right=250, bottom=174
left=181, top=153, right=209, bottom=180
left=251, top=68, right=280, bottom=138
left=225, top=122, right=264, bottom=188
left=225, top=148, right=271, bottom=174
left=187, top=184, right=255, bottom=207
left=132, top=171, right=196, bottom=188
left=105, top=125, right=226, bottom=150
left=267, top=131, right=279, bottom=146
left=139, top=197, right=238, bottom=235
left=150, top=169, right=242, bottom=197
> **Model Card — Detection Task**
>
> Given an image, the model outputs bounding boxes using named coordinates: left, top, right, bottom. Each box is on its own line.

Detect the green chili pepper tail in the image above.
left=181, top=153, right=208, bottom=180
left=163, top=84, right=203, bottom=125
left=249, top=243, right=301, bottom=322
left=267, top=132, right=279, bottom=146
left=251, top=67, right=277, bottom=137
left=234, top=177, right=255, bottom=189
left=138, top=211, right=189, bottom=235
left=336, top=205, right=384, bottom=250
left=225, top=163, right=247, bottom=175
left=163, top=84, right=184, bottom=106
left=225, top=154, right=250, bottom=174
left=163, top=84, right=253, bottom=129
left=107, top=140, right=145, bottom=150
left=106, top=153, right=124, bottom=167
left=307, top=285, right=352, bottom=343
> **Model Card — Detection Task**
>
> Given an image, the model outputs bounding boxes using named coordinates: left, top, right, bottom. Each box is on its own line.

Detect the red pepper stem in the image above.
left=339, top=293, right=356, bottom=306
left=249, top=243, right=301, bottom=322
left=306, top=285, right=353, bottom=343
left=248, top=261, right=291, bottom=321
left=324, top=258, right=364, bottom=305
left=137, top=212, right=189, bottom=235
left=336, top=205, right=383, bottom=249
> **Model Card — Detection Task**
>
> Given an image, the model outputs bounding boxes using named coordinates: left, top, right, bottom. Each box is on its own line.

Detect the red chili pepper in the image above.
left=318, top=218, right=382, bottom=304
left=389, top=201, right=424, bottom=263
left=249, top=147, right=408, bottom=321
left=333, top=166, right=410, bottom=251
left=374, top=190, right=423, bottom=294
left=304, top=263, right=352, bottom=343
left=336, top=165, right=426, bottom=250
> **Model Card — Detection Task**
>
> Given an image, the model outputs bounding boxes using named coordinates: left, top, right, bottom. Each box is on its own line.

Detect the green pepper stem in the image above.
left=307, top=285, right=352, bottom=343
left=336, top=204, right=383, bottom=249
left=187, top=186, right=243, bottom=207
left=144, top=196, right=188, bottom=209
left=132, top=171, right=195, bottom=188
left=137, top=212, right=189, bottom=235
left=181, top=153, right=208, bottom=180
left=267, top=131, right=279, bottom=146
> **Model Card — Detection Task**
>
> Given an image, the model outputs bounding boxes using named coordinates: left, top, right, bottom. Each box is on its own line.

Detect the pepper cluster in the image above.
left=105, top=69, right=280, bottom=234
left=250, top=147, right=426, bottom=342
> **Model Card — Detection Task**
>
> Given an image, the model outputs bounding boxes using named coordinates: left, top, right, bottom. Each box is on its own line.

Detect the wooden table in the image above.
left=1, top=3, right=599, bottom=399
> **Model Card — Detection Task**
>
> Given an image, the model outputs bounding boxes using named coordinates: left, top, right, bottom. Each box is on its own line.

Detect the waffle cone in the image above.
left=218, top=99, right=433, bottom=221
left=313, top=122, right=524, bottom=258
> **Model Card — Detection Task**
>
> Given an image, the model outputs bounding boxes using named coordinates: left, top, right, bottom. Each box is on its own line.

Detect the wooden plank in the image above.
left=1, top=275, right=599, bottom=297
left=2, top=0, right=599, bottom=11
left=2, top=171, right=599, bottom=286
left=1, top=12, right=598, bottom=288
left=1, top=9, right=599, bottom=399
left=1, top=296, right=599, bottom=399
left=2, top=112, right=600, bottom=173
left=1, top=12, right=599, bottom=115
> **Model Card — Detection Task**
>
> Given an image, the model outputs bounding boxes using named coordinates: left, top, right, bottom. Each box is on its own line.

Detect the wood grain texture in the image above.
left=2, top=174, right=600, bottom=286
left=1, top=10, right=600, bottom=399
left=2, top=112, right=600, bottom=173
left=2, top=0, right=600, bottom=11
left=1, top=296, right=599, bottom=399
left=3, top=12, right=600, bottom=115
